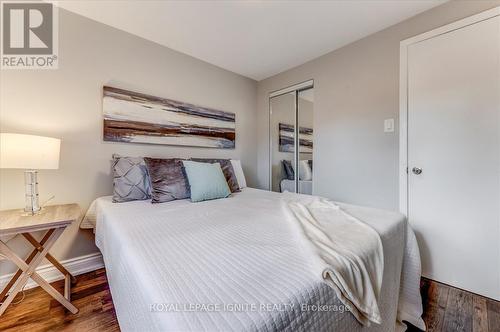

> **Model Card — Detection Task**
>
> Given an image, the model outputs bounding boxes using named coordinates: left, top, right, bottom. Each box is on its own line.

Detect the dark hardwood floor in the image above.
left=0, top=269, right=499, bottom=332
left=0, top=269, right=118, bottom=332
left=409, top=279, right=500, bottom=332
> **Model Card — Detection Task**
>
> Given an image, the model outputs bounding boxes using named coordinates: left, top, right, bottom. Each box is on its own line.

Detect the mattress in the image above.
left=82, top=188, right=422, bottom=331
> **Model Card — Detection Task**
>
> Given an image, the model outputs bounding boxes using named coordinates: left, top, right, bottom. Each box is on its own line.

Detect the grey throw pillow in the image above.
left=112, top=155, right=151, bottom=203
left=191, top=158, right=240, bottom=193
left=144, top=158, right=191, bottom=203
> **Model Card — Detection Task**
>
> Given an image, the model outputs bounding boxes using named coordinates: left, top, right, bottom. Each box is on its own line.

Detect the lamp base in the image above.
left=21, top=208, right=44, bottom=217
left=24, top=170, right=41, bottom=215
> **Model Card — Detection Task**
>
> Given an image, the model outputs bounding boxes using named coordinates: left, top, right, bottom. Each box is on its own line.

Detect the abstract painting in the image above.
left=103, top=86, right=235, bottom=149
left=279, top=123, right=313, bottom=153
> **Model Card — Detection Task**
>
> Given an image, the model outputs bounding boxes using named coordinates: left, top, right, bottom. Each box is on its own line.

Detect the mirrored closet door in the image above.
left=269, top=81, right=314, bottom=195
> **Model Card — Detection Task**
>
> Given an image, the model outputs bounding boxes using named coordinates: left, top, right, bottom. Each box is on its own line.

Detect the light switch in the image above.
left=384, top=118, right=394, bottom=133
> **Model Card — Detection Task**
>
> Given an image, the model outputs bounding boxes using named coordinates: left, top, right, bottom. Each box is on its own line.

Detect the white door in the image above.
left=407, top=15, right=500, bottom=299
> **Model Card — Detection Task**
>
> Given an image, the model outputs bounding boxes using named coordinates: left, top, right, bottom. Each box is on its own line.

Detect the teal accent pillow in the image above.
left=182, top=161, right=231, bottom=202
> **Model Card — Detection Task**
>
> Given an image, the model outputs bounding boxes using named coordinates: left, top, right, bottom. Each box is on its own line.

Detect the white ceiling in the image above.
left=57, top=0, right=446, bottom=81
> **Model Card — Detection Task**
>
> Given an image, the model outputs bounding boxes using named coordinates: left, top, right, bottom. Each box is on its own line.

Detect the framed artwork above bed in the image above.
left=102, top=86, right=236, bottom=149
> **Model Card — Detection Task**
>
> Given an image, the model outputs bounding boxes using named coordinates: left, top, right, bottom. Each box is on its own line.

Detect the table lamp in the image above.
left=0, top=133, right=61, bottom=215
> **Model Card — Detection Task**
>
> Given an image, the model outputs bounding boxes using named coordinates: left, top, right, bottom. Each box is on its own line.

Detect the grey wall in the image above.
left=256, top=0, right=500, bottom=210
left=0, top=9, right=257, bottom=276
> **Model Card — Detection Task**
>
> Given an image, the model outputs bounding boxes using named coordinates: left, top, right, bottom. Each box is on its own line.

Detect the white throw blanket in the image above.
left=282, top=193, right=384, bottom=326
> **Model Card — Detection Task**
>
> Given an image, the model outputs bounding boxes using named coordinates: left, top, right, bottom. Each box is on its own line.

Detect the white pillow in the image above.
left=230, top=159, right=247, bottom=189
left=298, top=160, right=312, bottom=181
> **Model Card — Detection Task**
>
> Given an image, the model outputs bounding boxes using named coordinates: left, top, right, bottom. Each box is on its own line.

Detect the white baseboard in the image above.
left=0, top=252, right=104, bottom=291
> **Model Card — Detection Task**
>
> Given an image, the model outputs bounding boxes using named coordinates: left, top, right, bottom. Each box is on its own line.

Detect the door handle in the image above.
left=412, top=167, right=423, bottom=175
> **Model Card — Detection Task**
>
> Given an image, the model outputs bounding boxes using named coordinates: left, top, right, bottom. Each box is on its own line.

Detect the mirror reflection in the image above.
left=270, top=87, right=314, bottom=194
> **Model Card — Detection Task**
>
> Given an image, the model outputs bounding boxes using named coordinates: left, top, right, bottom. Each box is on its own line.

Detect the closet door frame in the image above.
left=398, top=6, right=500, bottom=215
left=269, top=79, right=314, bottom=192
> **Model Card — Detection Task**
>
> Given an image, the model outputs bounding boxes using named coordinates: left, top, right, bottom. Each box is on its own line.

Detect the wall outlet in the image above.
left=384, top=118, right=394, bottom=133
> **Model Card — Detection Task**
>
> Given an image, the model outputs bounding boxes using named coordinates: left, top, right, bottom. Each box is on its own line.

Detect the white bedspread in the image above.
left=82, top=188, right=425, bottom=331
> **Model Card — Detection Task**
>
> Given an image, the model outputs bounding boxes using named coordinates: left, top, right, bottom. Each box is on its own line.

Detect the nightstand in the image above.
left=0, top=204, right=81, bottom=316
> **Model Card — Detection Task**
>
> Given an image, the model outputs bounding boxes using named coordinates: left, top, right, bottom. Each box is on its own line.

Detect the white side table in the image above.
left=0, top=204, right=80, bottom=316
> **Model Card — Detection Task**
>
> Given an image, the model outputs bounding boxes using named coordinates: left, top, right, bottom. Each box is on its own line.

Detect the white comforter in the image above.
left=81, top=188, right=425, bottom=332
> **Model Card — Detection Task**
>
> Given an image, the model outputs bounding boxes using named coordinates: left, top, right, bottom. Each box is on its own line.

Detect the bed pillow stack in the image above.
left=111, top=155, right=247, bottom=203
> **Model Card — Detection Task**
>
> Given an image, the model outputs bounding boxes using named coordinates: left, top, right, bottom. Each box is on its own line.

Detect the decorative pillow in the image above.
left=230, top=159, right=247, bottom=189
left=191, top=158, right=240, bottom=193
left=144, top=158, right=190, bottom=203
left=112, top=154, right=151, bottom=203
left=282, top=160, right=295, bottom=180
left=182, top=161, right=231, bottom=202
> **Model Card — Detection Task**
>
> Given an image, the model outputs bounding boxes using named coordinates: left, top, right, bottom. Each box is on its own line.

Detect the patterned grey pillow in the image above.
left=112, top=154, right=151, bottom=203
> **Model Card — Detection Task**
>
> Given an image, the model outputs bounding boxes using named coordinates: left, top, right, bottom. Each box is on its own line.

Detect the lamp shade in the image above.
left=0, top=133, right=60, bottom=169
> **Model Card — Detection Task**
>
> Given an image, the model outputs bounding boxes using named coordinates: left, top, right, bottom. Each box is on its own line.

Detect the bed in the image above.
left=81, top=188, right=424, bottom=332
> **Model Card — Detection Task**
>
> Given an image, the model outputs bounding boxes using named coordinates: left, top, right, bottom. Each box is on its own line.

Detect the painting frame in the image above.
left=102, top=86, right=236, bottom=149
